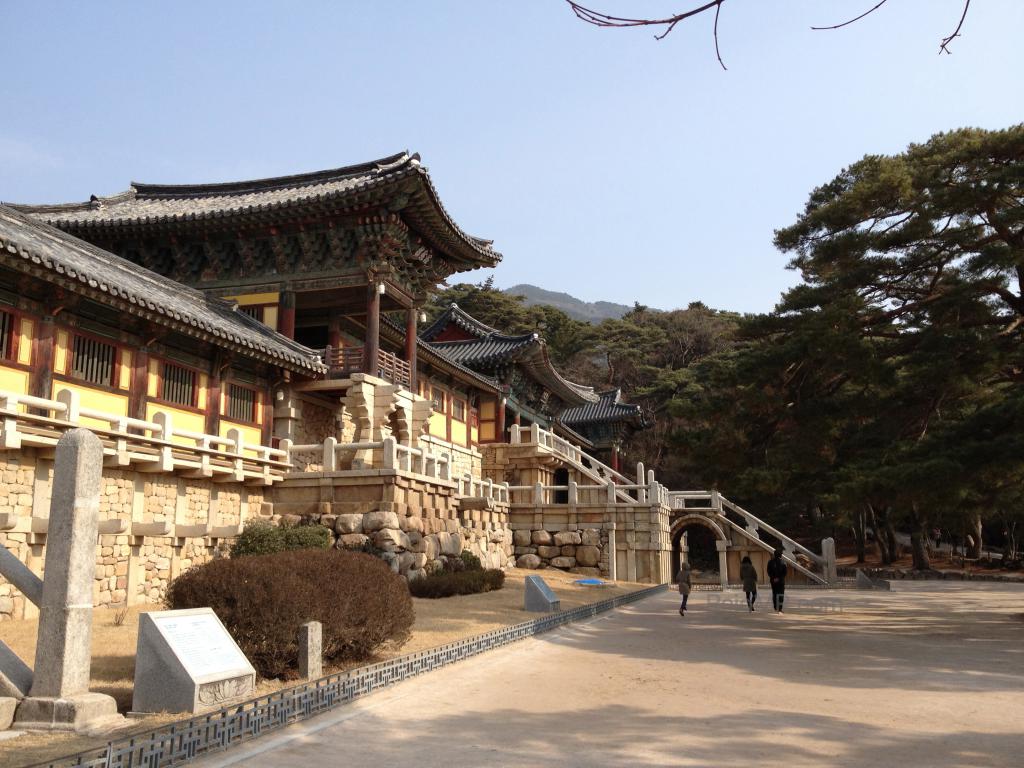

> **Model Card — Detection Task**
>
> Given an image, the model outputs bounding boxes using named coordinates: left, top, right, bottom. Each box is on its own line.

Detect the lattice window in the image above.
left=227, top=383, right=257, bottom=423
left=240, top=305, right=263, bottom=322
left=452, top=398, right=466, bottom=421
left=161, top=362, right=197, bottom=407
left=431, top=387, right=445, bottom=412
left=0, top=310, right=13, bottom=360
left=71, top=334, right=116, bottom=385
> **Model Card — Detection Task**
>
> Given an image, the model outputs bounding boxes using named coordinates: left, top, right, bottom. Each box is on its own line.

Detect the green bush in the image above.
left=166, top=549, right=413, bottom=679
left=459, top=550, right=483, bottom=572
left=230, top=520, right=331, bottom=558
left=408, top=568, right=505, bottom=599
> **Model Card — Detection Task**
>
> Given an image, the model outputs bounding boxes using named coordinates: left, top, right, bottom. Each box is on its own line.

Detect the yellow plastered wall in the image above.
left=262, top=306, right=279, bottom=331
left=0, top=366, right=29, bottom=396
left=227, top=292, right=279, bottom=306
left=197, top=373, right=208, bottom=410
left=429, top=411, right=447, bottom=438
left=471, top=424, right=478, bottom=443
left=54, top=330, right=69, bottom=375
left=147, top=359, right=159, bottom=397
left=17, top=319, right=33, bottom=365
left=53, top=382, right=128, bottom=428
left=118, top=350, right=132, bottom=390
left=451, top=420, right=467, bottom=446
left=146, top=402, right=206, bottom=444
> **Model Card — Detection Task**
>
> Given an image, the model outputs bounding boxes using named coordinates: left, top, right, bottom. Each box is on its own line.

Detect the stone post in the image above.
left=716, top=539, right=729, bottom=588
left=821, top=537, right=837, bottom=583
left=298, top=621, right=323, bottom=680
left=17, top=429, right=121, bottom=731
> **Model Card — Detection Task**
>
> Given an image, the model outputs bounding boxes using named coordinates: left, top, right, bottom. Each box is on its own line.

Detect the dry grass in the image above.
left=0, top=570, right=644, bottom=768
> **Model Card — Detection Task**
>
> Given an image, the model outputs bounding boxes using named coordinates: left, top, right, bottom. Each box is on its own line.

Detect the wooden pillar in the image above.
left=496, top=397, right=507, bottom=443
left=610, top=445, right=620, bottom=473
left=328, top=312, right=342, bottom=350
left=205, top=352, right=223, bottom=436
left=279, top=290, right=296, bottom=340
left=364, top=282, right=381, bottom=376
left=129, top=346, right=150, bottom=422
left=404, top=307, right=418, bottom=392
left=30, top=316, right=56, bottom=400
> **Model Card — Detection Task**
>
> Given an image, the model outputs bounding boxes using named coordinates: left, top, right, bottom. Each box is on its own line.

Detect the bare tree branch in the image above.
left=939, top=0, right=971, bottom=54
left=810, top=0, right=891, bottom=32
left=567, top=0, right=975, bottom=66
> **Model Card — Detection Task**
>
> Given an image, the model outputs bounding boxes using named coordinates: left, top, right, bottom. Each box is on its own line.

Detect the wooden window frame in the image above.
left=65, top=328, right=121, bottom=390
left=451, top=397, right=466, bottom=422
left=430, top=386, right=446, bottom=413
left=0, top=307, right=23, bottom=367
left=224, top=382, right=259, bottom=425
left=149, top=357, right=204, bottom=413
left=160, top=360, right=199, bottom=409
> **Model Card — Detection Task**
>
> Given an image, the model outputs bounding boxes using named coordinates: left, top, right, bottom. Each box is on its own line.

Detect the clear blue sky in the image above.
left=2, top=1, right=1021, bottom=313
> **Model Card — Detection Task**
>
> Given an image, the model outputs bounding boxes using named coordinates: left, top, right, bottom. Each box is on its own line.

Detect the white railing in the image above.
left=506, top=479, right=666, bottom=507
left=280, top=435, right=452, bottom=482
left=0, top=388, right=287, bottom=485
left=458, top=474, right=510, bottom=504
left=508, top=423, right=666, bottom=505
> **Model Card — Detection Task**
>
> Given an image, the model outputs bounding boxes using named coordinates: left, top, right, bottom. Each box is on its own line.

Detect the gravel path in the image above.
left=196, top=583, right=1024, bottom=768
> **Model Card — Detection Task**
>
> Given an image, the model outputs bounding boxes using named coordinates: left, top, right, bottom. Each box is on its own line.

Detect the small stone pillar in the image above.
left=716, top=539, right=729, bottom=588
left=821, top=537, right=837, bottom=583
left=16, top=429, right=121, bottom=731
left=298, top=621, right=323, bottom=680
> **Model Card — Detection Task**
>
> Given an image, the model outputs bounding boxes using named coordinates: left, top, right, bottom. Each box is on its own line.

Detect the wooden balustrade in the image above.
left=324, top=345, right=411, bottom=388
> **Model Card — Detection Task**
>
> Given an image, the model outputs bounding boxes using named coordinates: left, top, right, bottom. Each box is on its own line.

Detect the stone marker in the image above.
left=133, top=608, right=256, bottom=714
left=16, top=429, right=122, bottom=732
left=299, top=621, right=323, bottom=680
left=524, top=575, right=560, bottom=613
left=821, top=537, right=838, bottom=583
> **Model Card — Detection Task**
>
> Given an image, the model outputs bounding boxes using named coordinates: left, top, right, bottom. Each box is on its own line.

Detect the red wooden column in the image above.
left=30, top=316, right=56, bottom=400
left=496, top=396, right=507, bottom=442
left=279, top=290, right=296, bottom=340
left=129, top=346, right=150, bottom=422
left=404, top=306, right=418, bottom=392
left=364, top=282, right=381, bottom=377
left=610, top=444, right=621, bottom=473
left=205, top=352, right=224, bottom=436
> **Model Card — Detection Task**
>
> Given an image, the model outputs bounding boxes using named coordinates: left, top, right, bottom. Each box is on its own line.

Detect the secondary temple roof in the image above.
left=0, top=205, right=326, bottom=374
left=560, top=388, right=648, bottom=428
left=9, top=152, right=500, bottom=272
left=423, top=303, right=598, bottom=408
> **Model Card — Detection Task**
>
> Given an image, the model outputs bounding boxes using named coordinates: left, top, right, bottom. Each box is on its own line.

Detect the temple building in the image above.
left=0, top=152, right=831, bottom=621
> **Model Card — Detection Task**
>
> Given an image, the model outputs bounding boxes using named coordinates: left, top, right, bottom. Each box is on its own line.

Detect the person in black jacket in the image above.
left=766, top=548, right=787, bottom=613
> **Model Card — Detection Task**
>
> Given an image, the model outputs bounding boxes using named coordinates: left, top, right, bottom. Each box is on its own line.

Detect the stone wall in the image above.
left=273, top=470, right=512, bottom=579
left=0, top=450, right=269, bottom=621
left=512, top=525, right=607, bottom=578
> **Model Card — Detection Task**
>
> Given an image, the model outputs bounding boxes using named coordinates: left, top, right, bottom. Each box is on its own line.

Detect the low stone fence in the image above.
left=839, top=566, right=1024, bottom=583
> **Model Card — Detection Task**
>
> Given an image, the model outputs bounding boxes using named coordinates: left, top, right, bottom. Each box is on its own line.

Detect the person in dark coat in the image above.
left=766, top=548, right=787, bottom=613
left=740, top=555, right=758, bottom=612
left=677, top=561, right=692, bottom=616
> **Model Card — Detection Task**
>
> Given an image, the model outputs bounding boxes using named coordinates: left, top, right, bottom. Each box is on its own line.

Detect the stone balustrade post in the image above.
left=382, top=436, right=396, bottom=470
left=510, top=424, right=520, bottom=444
left=568, top=480, right=578, bottom=507
left=279, top=438, right=293, bottom=469
left=152, top=411, right=175, bottom=471
left=533, top=482, right=544, bottom=506
left=530, top=423, right=540, bottom=445
left=0, top=393, right=21, bottom=449
left=55, top=388, right=81, bottom=423
left=322, top=436, right=338, bottom=472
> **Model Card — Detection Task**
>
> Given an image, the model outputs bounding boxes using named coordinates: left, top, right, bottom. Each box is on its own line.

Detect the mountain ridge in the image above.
left=502, top=283, right=639, bottom=323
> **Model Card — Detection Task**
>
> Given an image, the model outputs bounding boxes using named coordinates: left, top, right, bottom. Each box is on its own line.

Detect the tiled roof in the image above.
left=428, top=334, right=597, bottom=408
left=429, top=333, right=539, bottom=366
left=420, top=303, right=501, bottom=341
left=560, top=388, right=648, bottom=427
left=9, top=152, right=500, bottom=269
left=0, top=205, right=326, bottom=374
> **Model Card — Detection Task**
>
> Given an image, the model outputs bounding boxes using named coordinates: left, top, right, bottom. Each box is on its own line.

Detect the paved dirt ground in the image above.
left=195, top=583, right=1024, bottom=768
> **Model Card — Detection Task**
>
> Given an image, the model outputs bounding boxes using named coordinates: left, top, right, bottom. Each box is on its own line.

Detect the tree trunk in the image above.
left=910, top=502, right=931, bottom=571
left=851, top=509, right=866, bottom=564
left=884, top=511, right=899, bottom=562
left=868, top=504, right=892, bottom=564
left=968, top=511, right=983, bottom=559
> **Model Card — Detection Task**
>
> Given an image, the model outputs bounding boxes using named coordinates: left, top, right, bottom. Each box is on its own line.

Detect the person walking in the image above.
left=767, top=548, right=787, bottom=613
left=677, top=561, right=692, bottom=616
left=740, top=555, right=758, bottom=611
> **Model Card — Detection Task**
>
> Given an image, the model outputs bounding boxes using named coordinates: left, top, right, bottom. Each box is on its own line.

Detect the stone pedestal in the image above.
left=299, top=621, right=323, bottom=680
